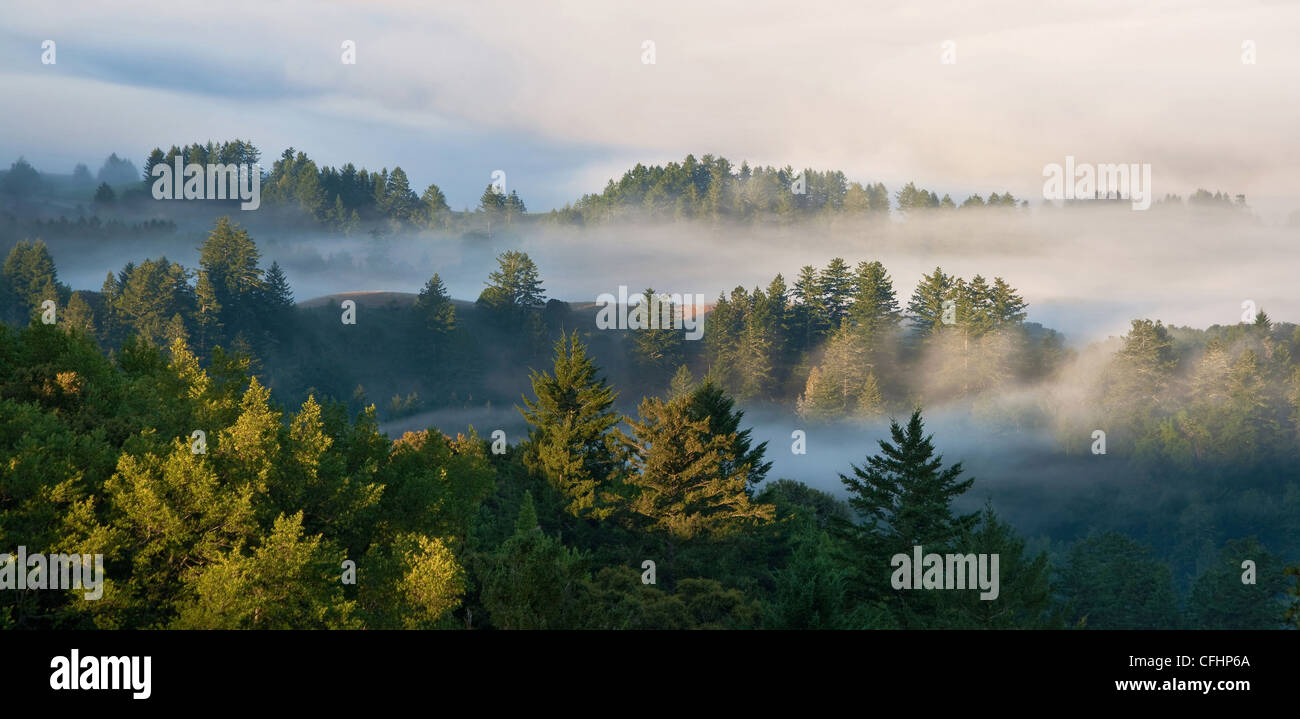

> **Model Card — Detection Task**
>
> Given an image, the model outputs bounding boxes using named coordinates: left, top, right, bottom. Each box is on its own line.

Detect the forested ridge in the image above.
left=0, top=142, right=1251, bottom=246
left=2, top=213, right=1297, bottom=630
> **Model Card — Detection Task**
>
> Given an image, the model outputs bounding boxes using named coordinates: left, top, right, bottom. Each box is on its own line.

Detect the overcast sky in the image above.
left=3, top=0, right=1298, bottom=218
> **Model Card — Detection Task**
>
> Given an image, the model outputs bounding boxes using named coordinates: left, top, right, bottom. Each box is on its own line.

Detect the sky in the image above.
left=2, top=0, right=1299, bottom=219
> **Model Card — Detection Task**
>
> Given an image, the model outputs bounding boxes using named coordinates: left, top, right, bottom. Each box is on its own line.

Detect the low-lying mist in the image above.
left=40, top=205, right=1299, bottom=347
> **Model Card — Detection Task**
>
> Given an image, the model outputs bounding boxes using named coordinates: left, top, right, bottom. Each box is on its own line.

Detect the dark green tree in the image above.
left=1186, top=537, right=1288, bottom=629
left=1060, top=532, right=1182, bottom=629
left=834, top=409, right=976, bottom=609
left=413, top=273, right=456, bottom=335
left=906, top=267, right=954, bottom=336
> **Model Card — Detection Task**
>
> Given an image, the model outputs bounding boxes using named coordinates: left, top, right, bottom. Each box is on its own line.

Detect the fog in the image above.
left=375, top=398, right=1133, bottom=546
left=29, top=204, right=1281, bottom=559
left=43, top=205, right=1297, bottom=347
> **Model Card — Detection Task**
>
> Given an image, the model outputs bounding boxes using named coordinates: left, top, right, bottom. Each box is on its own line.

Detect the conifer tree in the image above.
left=929, top=504, right=1061, bottom=629
left=668, top=364, right=696, bottom=400
left=171, top=512, right=360, bottom=629
left=621, top=391, right=774, bottom=542
left=703, top=287, right=746, bottom=389
left=906, top=267, right=954, bottom=336
left=630, top=289, right=684, bottom=374
left=1186, top=538, right=1287, bottom=629
left=63, top=291, right=97, bottom=336
left=791, top=265, right=824, bottom=350
left=989, top=277, right=1027, bottom=325
left=382, top=167, right=420, bottom=223
left=817, top=258, right=854, bottom=329
left=518, top=332, right=623, bottom=519
left=262, top=261, right=295, bottom=309
left=796, top=324, right=877, bottom=421
left=735, top=287, right=776, bottom=399
left=477, top=497, right=589, bottom=629
left=686, top=381, right=772, bottom=489
left=848, top=260, right=901, bottom=342
left=414, top=273, right=456, bottom=335
left=1060, top=533, right=1182, bottom=629
left=421, top=183, right=451, bottom=228
left=834, top=409, right=977, bottom=601
left=1102, top=319, right=1178, bottom=427
left=477, top=250, right=545, bottom=321
left=197, top=217, right=263, bottom=345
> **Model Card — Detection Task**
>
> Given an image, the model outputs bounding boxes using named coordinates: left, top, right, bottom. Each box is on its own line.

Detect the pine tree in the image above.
left=477, top=250, right=545, bottom=321
left=514, top=491, right=540, bottom=535
left=763, top=514, right=851, bottom=629
left=791, top=265, right=824, bottom=350
left=1, top=240, right=62, bottom=322
left=383, top=167, right=419, bottom=223
left=867, top=182, right=890, bottom=214
left=505, top=190, right=527, bottom=223
left=686, top=381, right=772, bottom=489
left=959, top=274, right=995, bottom=338
left=477, top=498, right=589, bottom=629
left=834, top=409, right=977, bottom=603
left=630, top=289, right=685, bottom=374
left=621, top=391, right=774, bottom=542
left=989, top=277, right=1027, bottom=325
left=171, top=512, right=360, bottom=629
left=906, top=267, right=954, bottom=336
left=668, top=364, right=696, bottom=400
left=1060, top=532, right=1182, bottom=629
left=735, top=287, right=776, bottom=399
left=193, top=271, right=223, bottom=352
left=796, top=324, right=873, bottom=421
left=262, top=261, right=294, bottom=309
left=110, top=257, right=195, bottom=346
left=817, top=258, right=854, bottom=328
left=518, top=333, right=623, bottom=519
left=929, top=504, right=1061, bottom=628
left=62, top=291, right=97, bottom=336
left=197, top=217, right=263, bottom=345
left=414, top=273, right=456, bottom=335
left=421, top=183, right=450, bottom=228
left=93, top=183, right=116, bottom=204
left=1186, top=538, right=1287, bottom=629
left=848, top=260, right=901, bottom=343
left=855, top=373, right=884, bottom=418
left=1103, top=319, right=1178, bottom=426
left=703, top=288, right=745, bottom=389
left=292, top=157, right=326, bottom=219
left=479, top=184, right=507, bottom=216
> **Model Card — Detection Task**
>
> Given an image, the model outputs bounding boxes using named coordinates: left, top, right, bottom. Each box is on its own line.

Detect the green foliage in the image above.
left=1061, top=532, right=1182, bottom=629
left=1186, top=538, right=1288, bottom=629
left=621, top=386, right=774, bottom=542
left=414, top=273, right=456, bottom=335
left=1, top=239, right=66, bottom=325
left=476, top=499, right=589, bottom=629
left=518, top=333, right=623, bottom=519
left=171, top=512, right=360, bottom=629
left=476, top=250, right=545, bottom=324
left=834, top=409, right=977, bottom=614
left=629, top=289, right=686, bottom=374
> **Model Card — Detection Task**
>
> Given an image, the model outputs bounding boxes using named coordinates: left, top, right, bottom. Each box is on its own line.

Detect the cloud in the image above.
left=1, top=0, right=1297, bottom=215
